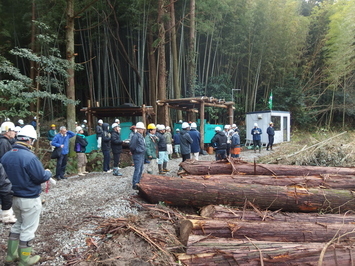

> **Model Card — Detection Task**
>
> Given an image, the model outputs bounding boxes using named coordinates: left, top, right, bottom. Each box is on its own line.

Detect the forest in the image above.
left=0, top=0, right=354, bottom=130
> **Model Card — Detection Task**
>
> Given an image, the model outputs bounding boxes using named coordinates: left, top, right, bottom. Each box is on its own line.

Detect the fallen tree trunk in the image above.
left=180, top=159, right=355, bottom=176
left=139, top=174, right=355, bottom=212
left=177, top=235, right=354, bottom=265
left=179, top=219, right=355, bottom=245
left=183, top=174, right=355, bottom=189
left=200, top=205, right=355, bottom=224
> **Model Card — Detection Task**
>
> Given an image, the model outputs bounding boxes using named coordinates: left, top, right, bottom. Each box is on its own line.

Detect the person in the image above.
left=30, top=117, right=37, bottom=130
left=2, top=125, right=55, bottom=265
left=129, top=125, right=136, bottom=140
left=211, top=126, right=227, bottom=160
left=111, top=123, right=123, bottom=176
left=101, top=123, right=112, bottom=173
left=145, top=123, right=158, bottom=174
left=230, top=130, right=241, bottom=158
left=75, top=126, right=88, bottom=176
left=173, top=128, right=181, bottom=157
left=156, top=124, right=169, bottom=174
left=223, top=125, right=231, bottom=157
left=251, top=123, right=262, bottom=153
left=81, top=120, right=88, bottom=136
left=96, top=119, right=103, bottom=149
left=188, top=122, right=201, bottom=160
left=47, top=124, right=57, bottom=151
left=115, top=118, right=120, bottom=125
left=0, top=121, right=17, bottom=224
left=180, top=122, right=193, bottom=163
left=232, top=123, right=240, bottom=133
left=165, top=126, right=173, bottom=160
left=0, top=121, right=16, bottom=159
left=266, top=122, right=275, bottom=151
left=17, top=119, right=24, bottom=128
left=129, top=122, right=146, bottom=190
left=51, top=126, right=76, bottom=180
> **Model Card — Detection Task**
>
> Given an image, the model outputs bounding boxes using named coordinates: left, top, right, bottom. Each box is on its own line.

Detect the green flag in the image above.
left=268, top=92, right=273, bottom=110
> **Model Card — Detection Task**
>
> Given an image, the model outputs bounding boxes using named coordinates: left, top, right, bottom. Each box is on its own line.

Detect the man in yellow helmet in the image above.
left=47, top=124, right=57, bottom=151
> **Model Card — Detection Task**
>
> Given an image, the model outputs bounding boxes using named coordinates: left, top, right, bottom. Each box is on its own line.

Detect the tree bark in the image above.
left=177, top=235, right=354, bottom=265
left=180, top=219, right=355, bottom=245
left=200, top=205, right=355, bottom=224
left=180, top=159, right=355, bottom=176
left=183, top=174, right=355, bottom=189
left=139, top=174, right=355, bottom=212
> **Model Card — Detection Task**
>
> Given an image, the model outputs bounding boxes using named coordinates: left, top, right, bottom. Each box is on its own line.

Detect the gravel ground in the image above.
left=0, top=148, right=268, bottom=265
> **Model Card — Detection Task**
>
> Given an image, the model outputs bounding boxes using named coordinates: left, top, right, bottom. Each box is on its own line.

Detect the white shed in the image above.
left=245, top=110, right=291, bottom=146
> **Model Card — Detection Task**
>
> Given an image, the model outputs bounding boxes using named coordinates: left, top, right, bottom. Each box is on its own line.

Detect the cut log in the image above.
left=200, top=205, right=355, bottom=224
left=139, top=173, right=355, bottom=212
left=180, top=159, right=355, bottom=176
left=179, top=219, right=355, bottom=245
left=183, top=174, right=355, bottom=189
left=177, top=235, right=354, bottom=265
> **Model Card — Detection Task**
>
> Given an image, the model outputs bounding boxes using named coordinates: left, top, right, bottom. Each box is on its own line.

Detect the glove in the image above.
left=49, top=178, right=57, bottom=186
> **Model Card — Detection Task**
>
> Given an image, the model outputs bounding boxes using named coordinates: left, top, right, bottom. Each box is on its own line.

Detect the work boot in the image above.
left=5, top=233, right=20, bottom=263
left=158, top=164, right=164, bottom=174
left=2, top=209, right=17, bottom=224
left=18, top=241, right=40, bottom=266
left=82, top=166, right=89, bottom=174
left=78, top=167, right=85, bottom=176
left=266, top=145, right=269, bottom=151
left=259, top=146, right=261, bottom=153
left=163, top=162, right=170, bottom=172
left=113, top=167, right=122, bottom=176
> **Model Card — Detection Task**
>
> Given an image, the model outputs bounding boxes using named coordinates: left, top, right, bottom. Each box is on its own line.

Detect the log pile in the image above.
left=138, top=159, right=355, bottom=265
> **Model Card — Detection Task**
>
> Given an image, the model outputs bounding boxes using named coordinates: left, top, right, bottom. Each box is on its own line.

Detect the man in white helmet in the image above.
left=17, top=119, right=24, bottom=128
left=179, top=122, right=193, bottom=163
left=0, top=121, right=17, bottom=224
left=251, top=123, right=262, bottom=153
left=188, top=122, right=201, bottom=160
left=211, top=126, right=228, bottom=160
left=129, top=122, right=146, bottom=190
left=2, top=125, right=54, bottom=265
left=96, top=119, right=104, bottom=149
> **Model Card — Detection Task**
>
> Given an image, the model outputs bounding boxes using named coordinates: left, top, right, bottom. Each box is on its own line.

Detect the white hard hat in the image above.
left=83, top=119, right=87, bottom=123
left=76, top=126, right=83, bottom=133
left=157, top=124, right=165, bottom=131
left=182, top=122, right=190, bottom=129
left=14, top=126, right=21, bottom=132
left=18, top=119, right=24, bottom=125
left=190, top=122, right=197, bottom=128
left=254, top=123, right=258, bottom=127
left=98, top=119, right=103, bottom=124
left=115, top=119, right=120, bottom=123
left=224, top=125, right=231, bottom=129
left=1, top=122, right=15, bottom=132
left=17, top=125, right=37, bottom=140
left=215, top=126, right=221, bottom=131
left=135, top=122, right=146, bottom=129
left=112, top=123, right=119, bottom=129
left=166, top=126, right=171, bottom=130
left=232, top=124, right=237, bottom=128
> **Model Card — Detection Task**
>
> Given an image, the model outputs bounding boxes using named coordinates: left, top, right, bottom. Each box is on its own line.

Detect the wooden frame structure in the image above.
left=157, top=97, right=235, bottom=150
left=81, top=104, right=155, bottom=135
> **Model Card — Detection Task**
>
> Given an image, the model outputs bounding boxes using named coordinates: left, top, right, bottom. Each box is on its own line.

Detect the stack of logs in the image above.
left=138, top=159, right=355, bottom=265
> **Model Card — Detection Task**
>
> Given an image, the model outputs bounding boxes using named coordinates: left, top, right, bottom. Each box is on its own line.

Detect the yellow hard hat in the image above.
left=147, top=123, right=156, bottom=130
left=51, top=124, right=56, bottom=127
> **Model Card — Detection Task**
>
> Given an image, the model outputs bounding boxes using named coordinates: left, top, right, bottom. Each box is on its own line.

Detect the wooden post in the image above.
left=164, top=104, right=169, bottom=126
left=87, top=100, right=92, bottom=135
left=142, top=104, right=146, bottom=125
left=200, top=101, right=205, bottom=150
left=228, top=104, right=233, bottom=125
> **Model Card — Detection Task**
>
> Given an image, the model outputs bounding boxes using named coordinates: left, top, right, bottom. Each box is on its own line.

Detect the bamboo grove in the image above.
left=0, top=0, right=354, bottom=129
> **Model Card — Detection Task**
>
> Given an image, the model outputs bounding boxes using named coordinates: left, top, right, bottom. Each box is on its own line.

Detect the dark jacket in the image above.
left=75, top=133, right=88, bottom=153
left=211, top=131, right=227, bottom=150
left=0, top=135, right=13, bottom=159
left=51, top=130, right=76, bottom=155
left=130, top=132, right=146, bottom=155
left=111, top=130, right=123, bottom=154
left=188, top=129, right=201, bottom=153
left=101, top=123, right=111, bottom=151
left=1, top=142, right=51, bottom=198
left=96, top=124, right=103, bottom=138
left=267, top=126, right=275, bottom=136
left=231, top=133, right=240, bottom=148
left=156, top=131, right=167, bottom=151
left=173, top=133, right=181, bottom=144
left=251, top=127, right=262, bottom=141
left=0, top=163, right=11, bottom=197
left=180, top=129, right=193, bottom=155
